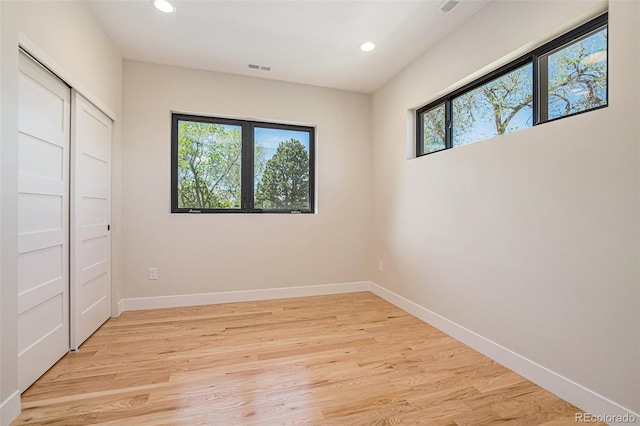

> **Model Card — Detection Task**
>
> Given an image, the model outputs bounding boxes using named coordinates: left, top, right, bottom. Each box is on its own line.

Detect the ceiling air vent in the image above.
left=248, top=63, right=271, bottom=72
left=437, top=0, right=461, bottom=13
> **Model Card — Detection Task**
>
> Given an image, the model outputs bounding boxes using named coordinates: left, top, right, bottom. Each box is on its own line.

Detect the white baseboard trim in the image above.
left=116, top=299, right=124, bottom=317
left=369, top=282, right=639, bottom=426
left=0, top=390, right=20, bottom=426
left=119, top=281, right=371, bottom=313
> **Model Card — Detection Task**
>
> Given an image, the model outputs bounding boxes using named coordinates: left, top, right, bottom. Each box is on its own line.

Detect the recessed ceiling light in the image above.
left=359, top=42, right=376, bottom=52
left=154, top=0, right=175, bottom=13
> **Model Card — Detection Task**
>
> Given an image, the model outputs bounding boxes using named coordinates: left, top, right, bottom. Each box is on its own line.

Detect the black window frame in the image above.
left=417, top=102, right=447, bottom=155
left=416, top=13, right=608, bottom=157
left=171, top=113, right=315, bottom=214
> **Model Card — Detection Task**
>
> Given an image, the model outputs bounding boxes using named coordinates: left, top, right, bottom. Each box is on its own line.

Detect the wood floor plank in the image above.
left=12, top=292, right=603, bottom=425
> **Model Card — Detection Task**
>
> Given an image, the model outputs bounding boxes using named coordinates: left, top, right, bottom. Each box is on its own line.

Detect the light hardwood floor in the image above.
left=13, top=292, right=601, bottom=425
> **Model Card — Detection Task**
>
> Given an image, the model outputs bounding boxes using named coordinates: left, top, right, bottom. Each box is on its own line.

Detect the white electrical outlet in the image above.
left=378, top=261, right=384, bottom=272
left=149, top=268, right=158, bottom=280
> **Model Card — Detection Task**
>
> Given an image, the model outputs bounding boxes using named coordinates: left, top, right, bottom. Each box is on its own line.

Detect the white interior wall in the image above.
left=0, top=2, right=122, bottom=423
left=371, top=0, right=639, bottom=414
left=120, top=61, right=371, bottom=300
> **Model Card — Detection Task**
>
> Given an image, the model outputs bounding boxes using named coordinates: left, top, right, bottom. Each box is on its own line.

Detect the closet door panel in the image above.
left=71, top=91, right=112, bottom=349
left=17, top=50, right=71, bottom=391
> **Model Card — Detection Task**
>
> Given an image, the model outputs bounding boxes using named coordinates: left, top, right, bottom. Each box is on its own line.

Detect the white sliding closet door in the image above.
left=17, top=51, right=70, bottom=391
left=71, top=92, right=112, bottom=350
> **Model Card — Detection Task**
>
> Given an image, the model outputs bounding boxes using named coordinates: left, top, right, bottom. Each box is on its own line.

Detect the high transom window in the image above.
left=417, top=14, right=607, bottom=157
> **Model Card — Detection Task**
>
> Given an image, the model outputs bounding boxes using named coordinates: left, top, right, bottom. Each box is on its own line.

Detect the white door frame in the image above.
left=19, top=34, right=117, bottom=122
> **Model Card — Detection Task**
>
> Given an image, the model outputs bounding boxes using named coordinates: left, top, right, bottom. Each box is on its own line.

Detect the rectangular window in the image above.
left=540, top=25, right=608, bottom=122
left=453, top=63, right=533, bottom=147
left=416, top=13, right=607, bottom=157
left=174, top=119, right=243, bottom=210
left=254, top=125, right=312, bottom=211
left=419, top=103, right=446, bottom=154
left=171, top=114, right=315, bottom=213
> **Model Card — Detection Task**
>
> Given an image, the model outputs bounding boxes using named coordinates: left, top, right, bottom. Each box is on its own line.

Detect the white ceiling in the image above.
left=85, top=0, right=490, bottom=94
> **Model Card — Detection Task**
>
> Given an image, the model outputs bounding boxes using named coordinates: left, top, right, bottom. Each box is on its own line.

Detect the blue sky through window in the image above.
left=254, top=127, right=310, bottom=162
